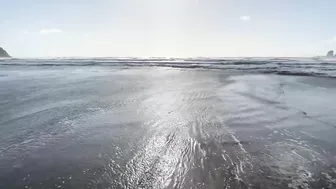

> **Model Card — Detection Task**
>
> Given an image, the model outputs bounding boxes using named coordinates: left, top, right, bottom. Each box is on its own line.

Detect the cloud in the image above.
left=20, top=29, right=63, bottom=35
left=240, top=16, right=251, bottom=22
left=39, top=28, right=63, bottom=34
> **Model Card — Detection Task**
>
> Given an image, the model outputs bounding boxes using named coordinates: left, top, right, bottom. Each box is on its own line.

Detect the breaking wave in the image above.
left=1, top=57, right=336, bottom=78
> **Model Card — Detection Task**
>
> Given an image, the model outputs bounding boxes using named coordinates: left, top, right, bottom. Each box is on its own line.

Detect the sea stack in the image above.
left=0, top=47, right=11, bottom=58
left=326, top=50, right=334, bottom=57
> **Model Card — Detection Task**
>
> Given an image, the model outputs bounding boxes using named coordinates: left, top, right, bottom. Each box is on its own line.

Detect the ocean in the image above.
left=0, top=57, right=336, bottom=189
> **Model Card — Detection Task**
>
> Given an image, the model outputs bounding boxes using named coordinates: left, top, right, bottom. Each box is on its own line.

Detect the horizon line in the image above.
left=4, top=55, right=321, bottom=59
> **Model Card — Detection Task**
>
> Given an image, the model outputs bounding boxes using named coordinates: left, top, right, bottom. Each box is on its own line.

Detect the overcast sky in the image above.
left=1, top=0, right=336, bottom=57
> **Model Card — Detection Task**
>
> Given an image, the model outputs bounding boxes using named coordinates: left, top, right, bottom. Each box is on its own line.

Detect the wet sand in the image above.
left=0, top=66, right=336, bottom=189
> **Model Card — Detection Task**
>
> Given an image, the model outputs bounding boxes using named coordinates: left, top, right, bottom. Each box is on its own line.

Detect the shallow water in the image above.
left=0, top=64, right=336, bottom=189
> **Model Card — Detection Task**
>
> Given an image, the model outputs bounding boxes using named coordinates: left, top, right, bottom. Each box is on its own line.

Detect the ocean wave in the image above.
left=1, top=57, right=336, bottom=78
left=222, top=61, right=271, bottom=65
left=262, top=70, right=329, bottom=77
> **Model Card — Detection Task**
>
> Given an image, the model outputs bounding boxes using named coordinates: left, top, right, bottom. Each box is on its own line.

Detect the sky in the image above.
left=1, top=0, right=336, bottom=57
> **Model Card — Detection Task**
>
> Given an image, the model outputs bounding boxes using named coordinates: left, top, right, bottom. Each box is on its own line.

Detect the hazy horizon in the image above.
left=1, top=55, right=331, bottom=59
left=1, top=0, right=336, bottom=57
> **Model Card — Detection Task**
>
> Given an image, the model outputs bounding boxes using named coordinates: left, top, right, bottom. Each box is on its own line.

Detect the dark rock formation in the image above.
left=326, top=50, right=334, bottom=57
left=0, top=47, right=11, bottom=57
